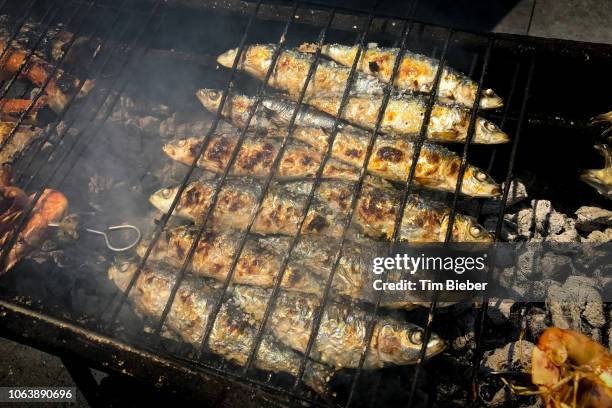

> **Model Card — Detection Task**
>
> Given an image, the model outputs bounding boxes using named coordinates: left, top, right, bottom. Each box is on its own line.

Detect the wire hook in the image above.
left=84, top=225, right=142, bottom=252
left=48, top=222, right=142, bottom=252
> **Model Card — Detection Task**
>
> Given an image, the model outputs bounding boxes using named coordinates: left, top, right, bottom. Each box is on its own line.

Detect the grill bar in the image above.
left=336, top=28, right=454, bottom=408
left=104, top=0, right=263, bottom=329
left=0, top=0, right=39, bottom=62
left=236, top=4, right=379, bottom=382
left=192, top=4, right=341, bottom=358
left=469, top=55, right=536, bottom=400
left=16, top=0, right=132, bottom=186
left=406, top=37, right=494, bottom=408
left=291, top=3, right=427, bottom=400
left=151, top=0, right=301, bottom=339
left=474, top=62, right=522, bottom=224
left=0, top=0, right=602, bottom=406
left=0, top=0, right=161, bottom=272
left=0, top=1, right=69, bottom=106
left=0, top=1, right=76, bottom=152
left=51, top=11, right=164, bottom=192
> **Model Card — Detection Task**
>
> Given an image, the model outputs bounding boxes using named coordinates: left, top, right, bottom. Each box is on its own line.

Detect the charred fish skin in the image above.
left=138, top=226, right=326, bottom=295
left=196, top=90, right=501, bottom=197
left=150, top=178, right=493, bottom=243
left=139, top=226, right=416, bottom=309
left=149, top=177, right=262, bottom=226
left=298, top=42, right=504, bottom=110
left=305, top=93, right=509, bottom=145
left=149, top=178, right=331, bottom=237
left=200, top=89, right=506, bottom=145
left=196, top=88, right=338, bottom=130
left=107, top=262, right=333, bottom=396
left=210, top=301, right=333, bottom=396
left=317, top=181, right=494, bottom=243
left=163, top=133, right=360, bottom=181
left=216, top=45, right=385, bottom=97
left=231, top=285, right=446, bottom=369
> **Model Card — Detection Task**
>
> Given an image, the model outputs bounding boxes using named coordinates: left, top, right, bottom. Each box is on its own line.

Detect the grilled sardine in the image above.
left=231, top=285, right=446, bottom=369
left=298, top=42, right=503, bottom=109
left=149, top=178, right=493, bottom=243
left=149, top=178, right=347, bottom=238
left=138, top=226, right=418, bottom=309
left=108, top=262, right=333, bottom=395
left=215, top=46, right=507, bottom=143
left=197, top=89, right=501, bottom=197
left=581, top=144, right=612, bottom=199
left=163, top=132, right=360, bottom=181
left=217, top=44, right=384, bottom=98
left=304, top=93, right=508, bottom=144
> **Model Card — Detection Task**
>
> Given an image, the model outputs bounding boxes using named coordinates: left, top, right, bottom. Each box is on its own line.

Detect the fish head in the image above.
left=149, top=185, right=179, bottom=214
left=480, top=88, right=504, bottom=110
left=163, top=138, right=200, bottom=164
left=461, top=166, right=501, bottom=198
left=475, top=118, right=509, bottom=144
left=108, top=261, right=138, bottom=292
left=376, top=322, right=446, bottom=364
left=217, top=47, right=240, bottom=68
left=450, top=214, right=494, bottom=243
left=580, top=144, right=612, bottom=198
left=580, top=169, right=612, bottom=198
left=196, top=88, right=223, bottom=113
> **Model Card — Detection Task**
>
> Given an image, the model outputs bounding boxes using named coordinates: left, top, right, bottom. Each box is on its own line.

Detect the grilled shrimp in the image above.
left=531, top=327, right=612, bottom=408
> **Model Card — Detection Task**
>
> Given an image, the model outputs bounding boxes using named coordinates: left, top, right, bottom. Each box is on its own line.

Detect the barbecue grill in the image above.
left=0, top=0, right=610, bottom=407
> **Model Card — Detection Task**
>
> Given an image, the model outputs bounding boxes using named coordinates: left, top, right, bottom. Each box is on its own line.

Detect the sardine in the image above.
left=196, top=88, right=337, bottom=130
left=196, top=89, right=501, bottom=197
left=581, top=144, right=612, bottom=199
left=149, top=177, right=347, bottom=238
left=149, top=178, right=493, bottom=243
left=231, top=285, right=446, bottom=369
left=298, top=42, right=503, bottom=109
left=138, top=226, right=324, bottom=294
left=0, top=122, right=42, bottom=165
left=163, top=131, right=360, bottom=181
left=317, top=181, right=494, bottom=243
left=591, top=110, right=612, bottom=137
left=216, top=44, right=385, bottom=98
left=304, top=93, right=509, bottom=144
left=215, top=46, right=507, bottom=143
left=138, top=225, right=418, bottom=309
left=108, top=262, right=333, bottom=395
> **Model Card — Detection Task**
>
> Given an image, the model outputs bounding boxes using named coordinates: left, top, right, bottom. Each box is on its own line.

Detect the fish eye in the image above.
left=209, top=90, right=220, bottom=100
left=177, top=139, right=187, bottom=147
left=410, top=329, right=424, bottom=344
left=475, top=171, right=487, bottom=181
left=470, top=226, right=482, bottom=237
left=484, top=88, right=495, bottom=97
left=484, top=121, right=497, bottom=132
left=161, top=188, right=172, bottom=198
left=118, top=262, right=131, bottom=272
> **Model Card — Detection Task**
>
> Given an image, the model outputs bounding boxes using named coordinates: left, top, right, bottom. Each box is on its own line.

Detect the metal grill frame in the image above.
left=0, top=0, right=609, bottom=406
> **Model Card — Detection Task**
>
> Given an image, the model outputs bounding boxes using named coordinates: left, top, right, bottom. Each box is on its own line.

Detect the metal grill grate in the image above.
left=1, top=0, right=608, bottom=406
